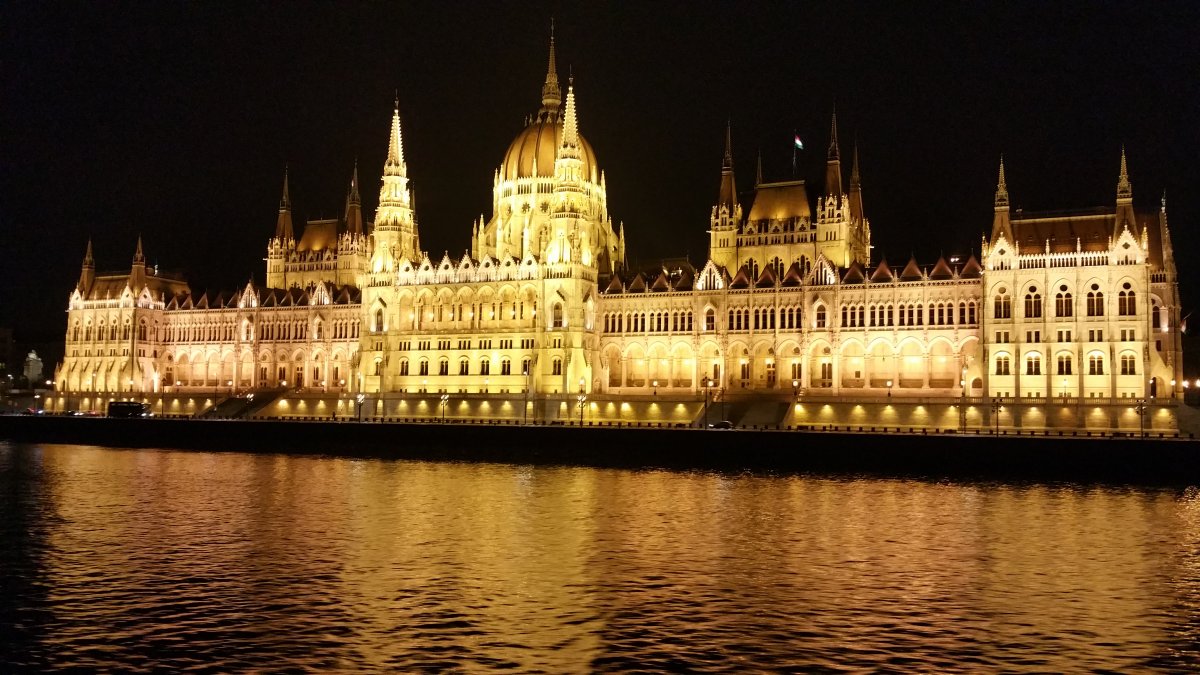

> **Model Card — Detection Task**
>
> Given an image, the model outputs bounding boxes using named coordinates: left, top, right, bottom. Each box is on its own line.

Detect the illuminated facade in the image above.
left=54, top=32, right=1184, bottom=429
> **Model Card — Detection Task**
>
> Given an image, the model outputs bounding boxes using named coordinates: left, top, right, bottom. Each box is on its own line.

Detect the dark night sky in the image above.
left=3, top=1, right=1199, bottom=368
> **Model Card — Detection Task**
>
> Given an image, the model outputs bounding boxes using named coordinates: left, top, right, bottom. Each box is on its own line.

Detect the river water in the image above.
left=1, top=442, right=1198, bottom=672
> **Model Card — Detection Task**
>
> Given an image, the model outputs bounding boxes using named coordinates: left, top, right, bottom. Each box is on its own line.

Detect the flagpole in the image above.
left=792, top=128, right=797, bottom=179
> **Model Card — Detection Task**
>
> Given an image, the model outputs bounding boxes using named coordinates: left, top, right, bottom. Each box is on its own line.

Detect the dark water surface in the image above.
left=2, top=443, right=1199, bottom=672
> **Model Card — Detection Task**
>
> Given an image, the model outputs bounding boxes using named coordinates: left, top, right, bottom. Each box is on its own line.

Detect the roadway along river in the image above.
left=2, top=442, right=1198, bottom=671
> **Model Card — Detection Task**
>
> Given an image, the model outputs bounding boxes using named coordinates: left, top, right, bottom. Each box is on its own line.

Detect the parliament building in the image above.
left=50, top=33, right=1184, bottom=432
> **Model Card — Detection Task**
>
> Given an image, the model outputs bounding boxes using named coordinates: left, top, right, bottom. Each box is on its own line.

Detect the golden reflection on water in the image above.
left=7, top=444, right=1198, bottom=671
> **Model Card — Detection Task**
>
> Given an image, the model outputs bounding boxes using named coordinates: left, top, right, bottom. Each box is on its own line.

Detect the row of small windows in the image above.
left=386, top=357, right=539, bottom=378
left=994, top=284, right=1137, bottom=319
left=604, top=311, right=695, bottom=334
left=843, top=302, right=978, bottom=328
left=72, top=318, right=358, bottom=344
left=995, top=352, right=1138, bottom=376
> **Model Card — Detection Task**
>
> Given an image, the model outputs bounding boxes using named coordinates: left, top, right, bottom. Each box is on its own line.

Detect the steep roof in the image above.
left=928, top=256, right=954, bottom=280
left=869, top=259, right=893, bottom=283
left=746, top=180, right=812, bottom=222
left=899, top=257, right=924, bottom=281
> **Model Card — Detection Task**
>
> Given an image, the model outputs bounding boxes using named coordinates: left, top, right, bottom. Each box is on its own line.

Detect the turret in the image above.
left=717, top=121, right=738, bottom=215
left=1114, top=146, right=1136, bottom=238
left=824, top=109, right=842, bottom=198
left=344, top=161, right=363, bottom=236
left=130, top=236, right=146, bottom=291
left=78, top=239, right=95, bottom=293
left=373, top=97, right=420, bottom=263
left=274, top=166, right=295, bottom=243
left=989, top=156, right=1014, bottom=245
left=538, top=20, right=561, bottom=119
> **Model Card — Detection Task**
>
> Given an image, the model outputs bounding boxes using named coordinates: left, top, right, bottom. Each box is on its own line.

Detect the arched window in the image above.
left=419, top=359, right=429, bottom=376
left=480, top=358, right=490, bottom=376
left=374, top=308, right=384, bottom=332
left=1086, top=284, right=1104, bottom=316
left=1120, top=353, right=1137, bottom=375
left=459, top=358, right=469, bottom=376
left=996, top=354, right=1011, bottom=375
left=705, top=308, right=715, bottom=331
left=1024, top=287, right=1042, bottom=318
left=399, top=359, right=409, bottom=376
left=1056, top=354, right=1072, bottom=375
left=552, top=358, right=562, bottom=376
left=1056, top=289, right=1073, bottom=317
left=1088, top=354, right=1104, bottom=375
left=815, top=305, right=826, bottom=329
left=314, top=320, right=322, bottom=340
left=994, top=289, right=1011, bottom=319
left=138, top=321, right=148, bottom=341
left=1025, top=353, right=1041, bottom=375
left=438, top=359, right=449, bottom=376
left=501, top=358, right=511, bottom=375
left=1118, top=283, right=1136, bottom=316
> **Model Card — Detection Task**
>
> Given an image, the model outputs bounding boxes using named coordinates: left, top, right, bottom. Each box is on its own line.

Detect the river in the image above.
left=2, top=442, right=1198, bottom=671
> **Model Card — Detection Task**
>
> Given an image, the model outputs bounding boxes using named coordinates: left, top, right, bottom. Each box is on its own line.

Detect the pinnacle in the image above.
left=827, top=107, right=840, bottom=161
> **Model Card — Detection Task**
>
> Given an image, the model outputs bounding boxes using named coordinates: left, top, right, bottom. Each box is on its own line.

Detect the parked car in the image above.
left=708, top=420, right=734, bottom=429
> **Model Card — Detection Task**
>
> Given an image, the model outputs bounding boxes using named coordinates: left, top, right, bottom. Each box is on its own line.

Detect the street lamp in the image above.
left=887, top=379, right=893, bottom=399
left=792, top=378, right=799, bottom=401
left=440, top=393, right=449, bottom=422
left=703, top=377, right=711, bottom=429
left=1062, top=378, right=1068, bottom=400
left=1135, top=398, right=1147, bottom=438
left=653, top=379, right=658, bottom=396
left=990, top=398, right=1001, bottom=434
left=356, top=392, right=365, bottom=421
left=578, top=392, right=587, bottom=426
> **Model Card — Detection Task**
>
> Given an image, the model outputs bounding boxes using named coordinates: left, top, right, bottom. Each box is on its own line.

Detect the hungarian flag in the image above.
left=794, top=134, right=804, bottom=150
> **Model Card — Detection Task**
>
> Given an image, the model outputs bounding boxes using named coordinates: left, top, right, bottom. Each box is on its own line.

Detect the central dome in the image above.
left=501, top=116, right=597, bottom=182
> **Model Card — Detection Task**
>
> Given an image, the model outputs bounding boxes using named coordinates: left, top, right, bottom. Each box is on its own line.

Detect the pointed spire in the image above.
left=995, top=155, right=1009, bottom=207
left=717, top=123, right=737, bottom=214
left=723, top=120, right=732, bottom=164
left=540, top=20, right=562, bottom=114
left=344, top=160, right=363, bottom=236
left=78, top=239, right=95, bottom=293
left=561, top=78, right=578, bottom=148
left=387, top=100, right=405, bottom=168
left=756, top=148, right=763, bottom=186
left=274, top=165, right=295, bottom=242
left=133, top=236, right=145, bottom=265
left=1117, top=145, right=1132, bottom=200
left=279, top=164, right=291, bottom=210
left=850, top=140, right=861, bottom=188
left=824, top=107, right=843, bottom=197
left=990, top=155, right=1014, bottom=245
left=827, top=106, right=840, bottom=161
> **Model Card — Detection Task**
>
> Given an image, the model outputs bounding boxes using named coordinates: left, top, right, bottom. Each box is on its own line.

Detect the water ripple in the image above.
left=1, top=442, right=1198, bottom=671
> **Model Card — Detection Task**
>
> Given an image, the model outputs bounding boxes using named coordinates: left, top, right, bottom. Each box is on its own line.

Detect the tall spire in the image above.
left=561, top=78, right=579, bottom=148
left=279, top=164, right=291, bottom=210
left=755, top=148, right=763, bottom=186
left=1115, top=146, right=1136, bottom=238
left=344, top=160, right=363, bottom=236
left=540, top=20, right=562, bottom=114
left=824, top=107, right=843, bottom=197
left=83, top=239, right=94, bottom=268
left=1117, top=145, right=1132, bottom=200
left=387, top=98, right=405, bottom=169
left=716, top=123, right=738, bottom=214
left=995, top=155, right=1008, bottom=207
left=827, top=107, right=840, bottom=161
left=850, top=140, right=861, bottom=188
left=133, top=235, right=145, bottom=265
left=990, top=155, right=1014, bottom=245
left=274, top=165, right=295, bottom=242
left=78, top=239, right=95, bottom=293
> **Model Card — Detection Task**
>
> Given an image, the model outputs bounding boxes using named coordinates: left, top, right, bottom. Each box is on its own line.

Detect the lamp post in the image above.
left=356, top=393, right=365, bottom=421
left=960, top=368, right=967, bottom=432
left=578, top=377, right=586, bottom=426
left=440, top=393, right=449, bottom=423
left=887, top=379, right=893, bottom=399
left=522, top=366, right=529, bottom=425
left=792, top=378, right=799, bottom=402
left=703, top=377, right=711, bottom=429
left=990, top=398, right=1001, bottom=434
left=1135, top=398, right=1147, bottom=438
left=653, top=379, right=658, bottom=397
